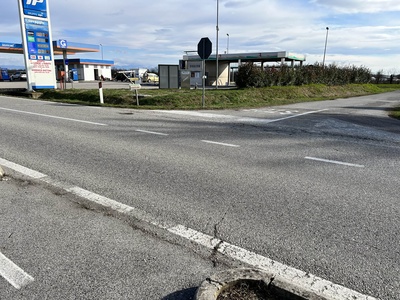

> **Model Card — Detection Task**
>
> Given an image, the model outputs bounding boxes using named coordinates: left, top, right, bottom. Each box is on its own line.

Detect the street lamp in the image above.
left=216, top=0, right=219, bottom=89
left=100, top=44, right=104, bottom=60
left=322, top=27, right=329, bottom=68
left=226, top=33, right=229, bottom=54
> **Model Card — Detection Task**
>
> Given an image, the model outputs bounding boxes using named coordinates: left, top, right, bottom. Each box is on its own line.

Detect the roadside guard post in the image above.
left=130, top=83, right=141, bottom=106
left=99, top=82, right=104, bottom=104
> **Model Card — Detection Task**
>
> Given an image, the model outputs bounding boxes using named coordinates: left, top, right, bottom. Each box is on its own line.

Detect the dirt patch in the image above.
left=216, top=279, right=306, bottom=300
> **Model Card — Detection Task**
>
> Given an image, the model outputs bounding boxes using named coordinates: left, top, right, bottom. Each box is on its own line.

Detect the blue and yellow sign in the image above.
left=23, top=0, right=48, bottom=18
left=25, top=18, right=52, bottom=61
left=18, top=0, right=56, bottom=90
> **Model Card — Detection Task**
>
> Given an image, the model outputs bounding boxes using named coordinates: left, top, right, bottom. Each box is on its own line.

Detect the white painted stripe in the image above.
left=154, top=109, right=327, bottom=124
left=67, top=186, right=136, bottom=214
left=0, top=252, right=35, bottom=289
left=0, top=107, right=107, bottom=126
left=135, top=129, right=169, bottom=136
left=66, top=186, right=167, bottom=229
left=305, top=156, right=365, bottom=168
left=2, top=157, right=375, bottom=299
left=168, top=225, right=376, bottom=300
left=264, top=109, right=328, bottom=123
left=0, top=158, right=47, bottom=179
left=153, top=110, right=235, bottom=119
left=202, top=140, right=240, bottom=148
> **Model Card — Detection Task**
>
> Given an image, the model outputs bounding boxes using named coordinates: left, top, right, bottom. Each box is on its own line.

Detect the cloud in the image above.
left=311, top=0, right=400, bottom=14
left=0, top=0, right=399, bottom=72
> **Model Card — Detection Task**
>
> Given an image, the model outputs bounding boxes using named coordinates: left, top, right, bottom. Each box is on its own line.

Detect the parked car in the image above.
left=10, top=71, right=27, bottom=81
left=142, top=72, right=159, bottom=84
left=113, top=71, right=139, bottom=83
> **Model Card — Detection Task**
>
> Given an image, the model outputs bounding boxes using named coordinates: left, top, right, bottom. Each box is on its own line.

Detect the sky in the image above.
left=1, top=0, right=400, bottom=73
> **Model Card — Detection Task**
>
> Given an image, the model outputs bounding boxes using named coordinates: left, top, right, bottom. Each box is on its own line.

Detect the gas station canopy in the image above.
left=0, top=40, right=100, bottom=55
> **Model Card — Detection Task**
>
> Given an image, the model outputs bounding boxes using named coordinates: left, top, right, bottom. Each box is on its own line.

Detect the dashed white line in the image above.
left=0, top=107, right=107, bottom=126
left=135, top=129, right=169, bottom=136
left=202, top=140, right=240, bottom=147
left=305, top=156, right=365, bottom=168
left=0, top=252, right=34, bottom=289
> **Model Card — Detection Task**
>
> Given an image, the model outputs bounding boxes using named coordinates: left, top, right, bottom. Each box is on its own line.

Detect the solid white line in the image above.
left=0, top=107, right=107, bottom=126
left=0, top=252, right=35, bottom=289
left=154, top=109, right=327, bottom=124
left=2, top=157, right=375, bottom=299
left=67, top=186, right=135, bottom=214
left=0, top=158, right=47, bottom=179
left=202, top=140, right=240, bottom=147
left=153, top=110, right=236, bottom=119
left=135, top=129, right=169, bottom=136
left=266, top=109, right=328, bottom=123
left=305, top=156, right=365, bottom=168
left=168, top=225, right=376, bottom=300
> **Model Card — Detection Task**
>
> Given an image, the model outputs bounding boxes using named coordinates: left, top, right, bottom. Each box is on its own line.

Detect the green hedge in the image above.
left=236, top=63, right=372, bottom=88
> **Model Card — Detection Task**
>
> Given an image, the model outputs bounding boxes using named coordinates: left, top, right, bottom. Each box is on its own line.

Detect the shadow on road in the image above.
left=162, top=287, right=198, bottom=300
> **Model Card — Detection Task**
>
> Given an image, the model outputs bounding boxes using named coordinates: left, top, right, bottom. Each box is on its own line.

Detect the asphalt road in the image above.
left=0, top=173, right=223, bottom=300
left=0, top=90, right=399, bottom=299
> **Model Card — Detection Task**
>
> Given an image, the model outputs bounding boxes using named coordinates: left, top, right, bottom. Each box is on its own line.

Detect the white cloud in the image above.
left=0, top=0, right=399, bottom=72
left=311, top=0, right=400, bottom=14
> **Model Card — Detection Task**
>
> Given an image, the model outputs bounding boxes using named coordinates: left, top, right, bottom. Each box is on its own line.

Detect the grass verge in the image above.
left=7, top=83, right=400, bottom=111
left=389, top=107, right=400, bottom=120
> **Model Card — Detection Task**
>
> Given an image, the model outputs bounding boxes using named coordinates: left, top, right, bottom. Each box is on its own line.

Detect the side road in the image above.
left=0, top=170, right=225, bottom=300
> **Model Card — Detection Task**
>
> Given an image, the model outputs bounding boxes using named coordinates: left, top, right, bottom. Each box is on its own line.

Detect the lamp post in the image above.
left=322, top=27, right=329, bottom=68
left=216, top=0, right=219, bottom=89
left=100, top=44, right=104, bottom=60
left=226, top=33, right=229, bottom=54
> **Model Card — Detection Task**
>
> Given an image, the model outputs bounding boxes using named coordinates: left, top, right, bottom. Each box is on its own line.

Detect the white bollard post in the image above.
left=99, top=82, right=104, bottom=104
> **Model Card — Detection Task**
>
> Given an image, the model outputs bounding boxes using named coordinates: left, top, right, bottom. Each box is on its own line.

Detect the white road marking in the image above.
left=169, top=225, right=376, bottom=300
left=0, top=252, right=35, bottom=289
left=305, top=156, right=365, bottom=168
left=0, top=157, right=376, bottom=299
left=265, top=109, right=328, bottom=123
left=154, top=109, right=327, bottom=124
left=202, top=140, right=240, bottom=147
left=153, top=110, right=235, bottom=119
left=135, top=129, right=169, bottom=136
left=0, top=158, right=47, bottom=179
left=0, top=107, right=107, bottom=126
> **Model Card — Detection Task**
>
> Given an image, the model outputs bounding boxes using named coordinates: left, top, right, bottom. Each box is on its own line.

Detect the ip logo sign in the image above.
left=26, top=0, right=44, bottom=5
left=23, top=0, right=47, bottom=18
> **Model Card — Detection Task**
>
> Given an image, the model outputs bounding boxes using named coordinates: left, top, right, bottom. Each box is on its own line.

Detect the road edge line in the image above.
left=0, top=158, right=377, bottom=300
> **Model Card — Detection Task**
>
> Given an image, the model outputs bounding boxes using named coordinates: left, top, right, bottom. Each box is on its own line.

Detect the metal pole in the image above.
left=202, top=59, right=206, bottom=107
left=322, top=27, right=329, bottom=68
left=226, top=33, right=229, bottom=54
left=100, top=44, right=103, bottom=60
left=216, top=0, right=219, bottom=89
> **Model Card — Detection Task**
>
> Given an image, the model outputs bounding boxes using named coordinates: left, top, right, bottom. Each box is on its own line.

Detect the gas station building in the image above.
left=0, top=41, right=114, bottom=81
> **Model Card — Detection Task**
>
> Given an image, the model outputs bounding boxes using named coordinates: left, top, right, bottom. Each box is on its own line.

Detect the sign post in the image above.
left=59, top=39, right=68, bottom=87
left=18, top=0, right=57, bottom=91
left=197, top=37, right=212, bottom=108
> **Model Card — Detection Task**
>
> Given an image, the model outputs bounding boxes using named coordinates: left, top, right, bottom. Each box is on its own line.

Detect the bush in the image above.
left=235, top=62, right=372, bottom=88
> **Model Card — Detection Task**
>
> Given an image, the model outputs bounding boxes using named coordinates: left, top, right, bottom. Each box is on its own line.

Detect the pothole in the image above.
left=216, top=279, right=305, bottom=300
left=196, top=268, right=316, bottom=300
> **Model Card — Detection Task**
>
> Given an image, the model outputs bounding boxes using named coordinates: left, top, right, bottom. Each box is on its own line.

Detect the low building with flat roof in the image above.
left=181, top=51, right=306, bottom=87
left=0, top=40, right=114, bottom=82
